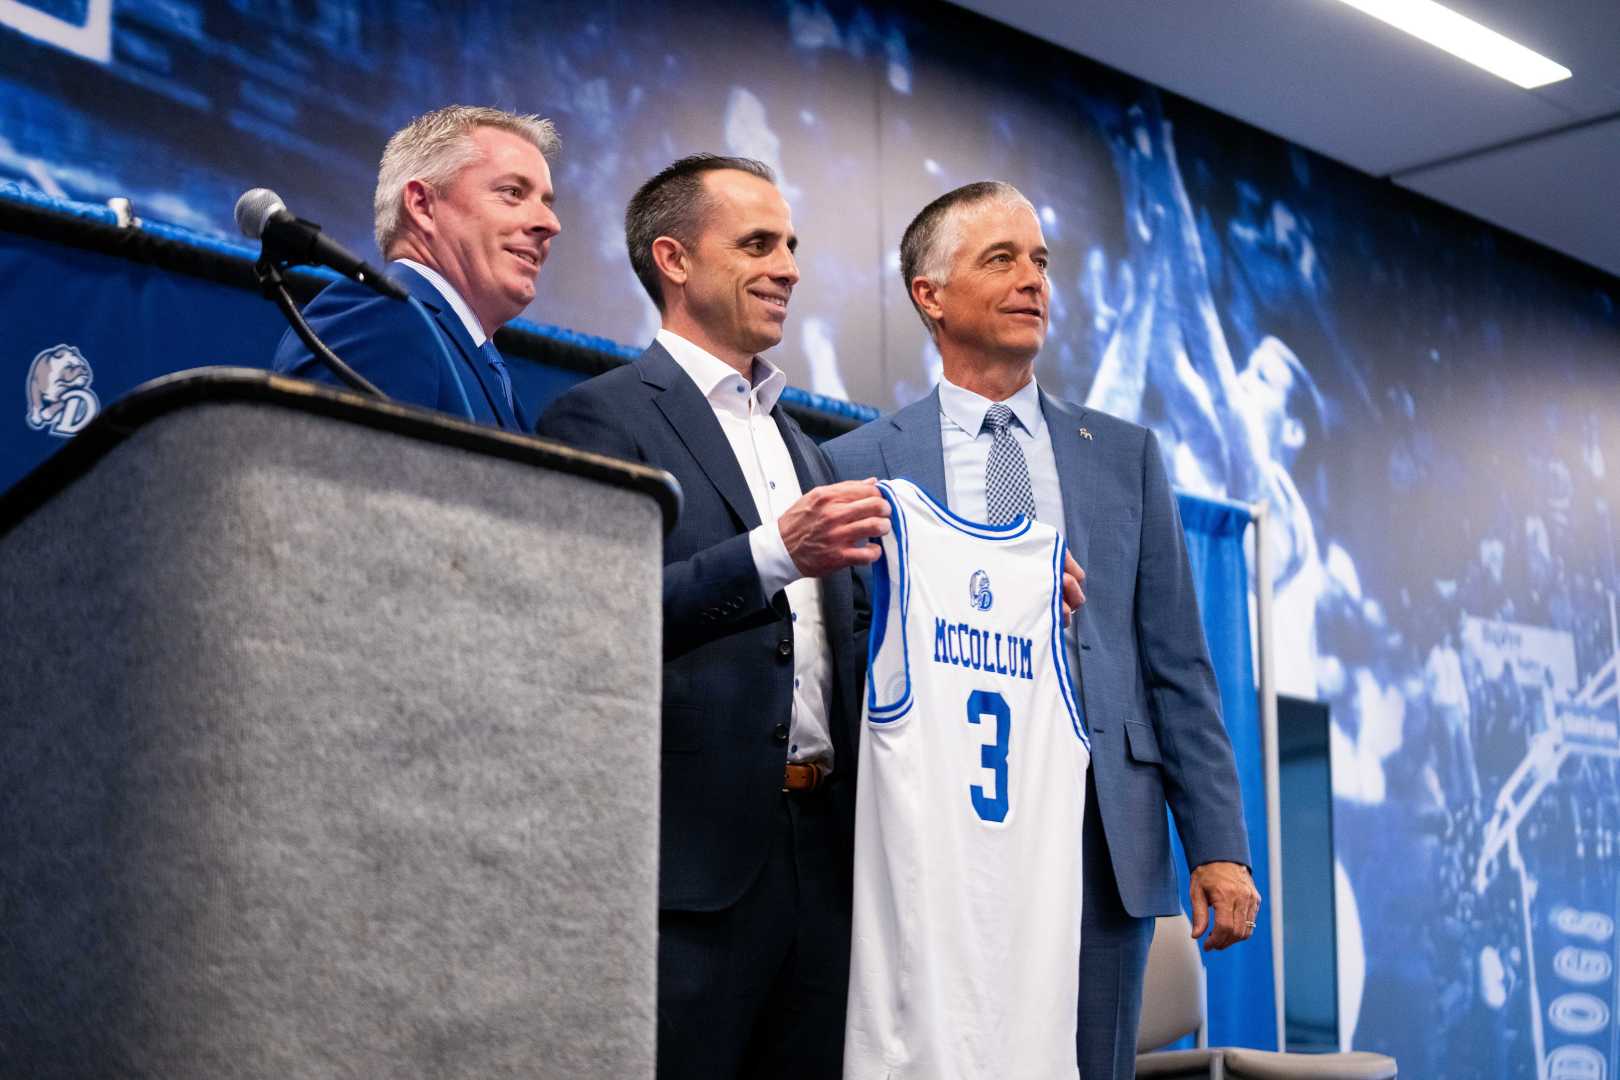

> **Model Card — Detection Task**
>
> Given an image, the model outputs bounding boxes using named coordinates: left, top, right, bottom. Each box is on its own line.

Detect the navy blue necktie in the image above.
left=983, top=403, right=1036, bottom=525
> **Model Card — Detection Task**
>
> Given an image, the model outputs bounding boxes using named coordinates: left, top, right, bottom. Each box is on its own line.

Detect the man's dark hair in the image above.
left=625, top=154, right=777, bottom=310
left=899, top=180, right=1030, bottom=334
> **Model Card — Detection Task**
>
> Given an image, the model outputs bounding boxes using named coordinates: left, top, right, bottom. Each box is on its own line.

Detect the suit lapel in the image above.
left=642, top=343, right=761, bottom=530
left=509, top=380, right=531, bottom=432
left=880, top=389, right=949, bottom=505
left=456, top=327, right=520, bottom=429
left=445, top=321, right=518, bottom=429
left=773, top=407, right=825, bottom=492
left=397, top=265, right=509, bottom=427
left=1042, top=391, right=1096, bottom=569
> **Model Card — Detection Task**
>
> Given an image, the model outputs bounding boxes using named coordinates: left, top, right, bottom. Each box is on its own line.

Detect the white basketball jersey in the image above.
left=845, top=478, right=1092, bottom=1080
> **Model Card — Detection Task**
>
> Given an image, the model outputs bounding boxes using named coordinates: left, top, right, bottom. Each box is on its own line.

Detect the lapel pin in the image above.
left=1078, top=427, right=1093, bottom=441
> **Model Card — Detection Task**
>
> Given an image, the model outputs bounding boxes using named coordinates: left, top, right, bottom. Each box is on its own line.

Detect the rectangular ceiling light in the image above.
left=1329, top=0, right=1572, bottom=89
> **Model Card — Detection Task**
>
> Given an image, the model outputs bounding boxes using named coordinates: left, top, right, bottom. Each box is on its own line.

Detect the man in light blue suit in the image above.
left=273, top=105, right=561, bottom=431
left=824, top=182, right=1261, bottom=1080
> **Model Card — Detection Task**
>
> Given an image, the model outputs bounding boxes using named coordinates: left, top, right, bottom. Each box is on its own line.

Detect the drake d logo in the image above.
left=25, top=343, right=100, bottom=437
left=968, top=569, right=993, bottom=612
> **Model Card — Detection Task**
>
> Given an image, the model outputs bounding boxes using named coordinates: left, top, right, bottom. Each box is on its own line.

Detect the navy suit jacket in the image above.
left=271, top=263, right=527, bottom=431
left=823, top=387, right=1249, bottom=917
left=535, top=342, right=863, bottom=911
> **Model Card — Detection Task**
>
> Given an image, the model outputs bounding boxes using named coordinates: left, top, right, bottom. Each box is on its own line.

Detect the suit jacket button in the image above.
left=776, top=638, right=793, bottom=658
left=771, top=724, right=789, bottom=745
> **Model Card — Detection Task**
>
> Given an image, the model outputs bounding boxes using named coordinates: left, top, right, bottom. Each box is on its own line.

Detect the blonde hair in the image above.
left=373, top=105, right=559, bottom=256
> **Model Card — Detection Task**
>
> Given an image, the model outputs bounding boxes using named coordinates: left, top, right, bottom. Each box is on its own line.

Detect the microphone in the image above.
left=235, top=188, right=408, bottom=301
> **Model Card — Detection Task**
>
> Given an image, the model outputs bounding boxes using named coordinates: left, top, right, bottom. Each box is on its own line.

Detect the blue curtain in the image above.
left=1172, top=492, right=1276, bottom=1051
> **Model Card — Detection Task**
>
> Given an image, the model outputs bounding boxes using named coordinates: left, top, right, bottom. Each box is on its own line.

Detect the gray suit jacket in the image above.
left=823, top=387, right=1249, bottom=916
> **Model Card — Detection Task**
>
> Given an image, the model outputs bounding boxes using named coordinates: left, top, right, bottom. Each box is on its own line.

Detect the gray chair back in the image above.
left=1137, top=912, right=1207, bottom=1053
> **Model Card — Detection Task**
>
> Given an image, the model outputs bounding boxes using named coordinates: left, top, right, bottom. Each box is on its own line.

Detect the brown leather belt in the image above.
left=783, top=762, right=828, bottom=793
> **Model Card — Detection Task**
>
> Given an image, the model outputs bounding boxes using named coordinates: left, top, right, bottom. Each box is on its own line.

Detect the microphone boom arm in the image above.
left=254, top=257, right=386, bottom=399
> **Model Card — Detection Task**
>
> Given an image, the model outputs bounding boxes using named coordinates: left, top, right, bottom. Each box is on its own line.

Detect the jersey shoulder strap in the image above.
left=866, top=479, right=920, bottom=721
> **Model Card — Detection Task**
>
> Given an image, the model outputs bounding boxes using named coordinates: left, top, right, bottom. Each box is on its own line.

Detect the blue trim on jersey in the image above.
left=867, top=483, right=913, bottom=722
left=900, top=478, right=1034, bottom=542
left=1050, top=535, right=1091, bottom=750
left=868, top=539, right=892, bottom=666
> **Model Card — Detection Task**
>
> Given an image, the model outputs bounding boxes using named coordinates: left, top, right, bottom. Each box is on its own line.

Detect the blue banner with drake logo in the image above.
left=3, top=227, right=286, bottom=492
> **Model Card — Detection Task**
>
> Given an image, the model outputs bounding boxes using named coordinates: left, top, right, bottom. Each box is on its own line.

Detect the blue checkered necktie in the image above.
left=983, top=402, right=1036, bottom=525
left=481, top=340, right=516, bottom=415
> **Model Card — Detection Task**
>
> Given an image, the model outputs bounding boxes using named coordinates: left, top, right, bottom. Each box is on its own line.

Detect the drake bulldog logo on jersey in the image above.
left=969, top=569, right=993, bottom=611
left=25, top=344, right=100, bottom=437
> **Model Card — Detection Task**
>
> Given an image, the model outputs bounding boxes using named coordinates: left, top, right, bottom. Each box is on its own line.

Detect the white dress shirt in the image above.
left=937, top=373, right=1066, bottom=527
left=657, top=329, right=834, bottom=770
left=394, top=259, right=487, bottom=346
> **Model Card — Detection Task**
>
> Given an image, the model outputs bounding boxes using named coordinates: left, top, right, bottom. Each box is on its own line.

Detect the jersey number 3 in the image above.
left=966, top=690, right=1011, bottom=823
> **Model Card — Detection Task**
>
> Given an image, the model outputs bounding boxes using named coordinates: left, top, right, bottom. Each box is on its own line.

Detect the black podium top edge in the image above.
left=0, top=366, right=683, bottom=537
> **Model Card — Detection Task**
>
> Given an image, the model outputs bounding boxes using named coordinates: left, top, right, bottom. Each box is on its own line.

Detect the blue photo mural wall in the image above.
left=5, top=1, right=1618, bottom=1075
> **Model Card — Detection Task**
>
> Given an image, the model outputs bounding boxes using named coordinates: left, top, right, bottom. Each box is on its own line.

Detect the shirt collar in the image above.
left=657, top=328, right=786, bottom=414
left=394, top=258, right=488, bottom=347
left=938, top=371, right=1044, bottom=439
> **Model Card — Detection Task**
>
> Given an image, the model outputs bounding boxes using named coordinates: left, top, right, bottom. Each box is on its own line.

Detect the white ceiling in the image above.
left=951, top=0, right=1620, bottom=279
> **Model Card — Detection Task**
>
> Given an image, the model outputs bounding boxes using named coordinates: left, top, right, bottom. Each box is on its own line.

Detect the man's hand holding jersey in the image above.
left=781, top=478, right=891, bottom=577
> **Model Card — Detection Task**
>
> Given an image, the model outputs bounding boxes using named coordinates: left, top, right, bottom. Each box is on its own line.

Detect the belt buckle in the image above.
left=783, top=762, right=824, bottom=793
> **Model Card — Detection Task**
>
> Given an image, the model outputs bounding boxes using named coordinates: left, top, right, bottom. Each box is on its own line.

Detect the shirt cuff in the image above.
left=750, top=523, right=801, bottom=598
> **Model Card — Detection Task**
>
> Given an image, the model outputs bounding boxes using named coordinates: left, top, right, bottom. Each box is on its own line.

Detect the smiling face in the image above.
left=920, top=198, right=1050, bottom=369
left=667, top=169, right=798, bottom=368
left=414, top=125, right=559, bottom=334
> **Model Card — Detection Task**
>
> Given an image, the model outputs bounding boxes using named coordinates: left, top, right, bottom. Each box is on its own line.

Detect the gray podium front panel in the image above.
left=1, top=397, right=663, bottom=1078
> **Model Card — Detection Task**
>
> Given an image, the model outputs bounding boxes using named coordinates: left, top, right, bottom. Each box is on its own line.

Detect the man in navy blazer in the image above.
left=536, top=156, right=887, bottom=1080
left=273, top=105, right=561, bottom=431
left=823, top=182, right=1261, bottom=1080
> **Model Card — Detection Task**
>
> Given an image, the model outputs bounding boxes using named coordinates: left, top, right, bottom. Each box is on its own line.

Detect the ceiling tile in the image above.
left=948, top=0, right=1620, bottom=276
left=1444, top=0, right=1620, bottom=109
left=1397, top=118, right=1620, bottom=278
left=951, top=0, right=1581, bottom=175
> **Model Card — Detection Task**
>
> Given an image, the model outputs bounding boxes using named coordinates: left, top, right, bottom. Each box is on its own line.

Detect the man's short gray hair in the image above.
left=373, top=105, right=560, bottom=256
left=898, top=181, right=1035, bottom=335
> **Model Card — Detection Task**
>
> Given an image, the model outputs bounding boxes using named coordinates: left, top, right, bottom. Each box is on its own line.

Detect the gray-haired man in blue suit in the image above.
left=274, top=105, right=561, bottom=430
left=823, top=181, right=1260, bottom=1080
